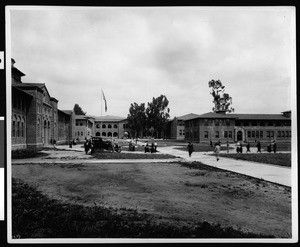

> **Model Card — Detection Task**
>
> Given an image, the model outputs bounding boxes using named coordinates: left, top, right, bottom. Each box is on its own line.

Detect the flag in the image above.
left=102, top=89, right=107, bottom=112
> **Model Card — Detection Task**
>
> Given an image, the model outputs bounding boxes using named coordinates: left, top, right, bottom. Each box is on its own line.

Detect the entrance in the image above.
left=237, top=131, right=243, bottom=141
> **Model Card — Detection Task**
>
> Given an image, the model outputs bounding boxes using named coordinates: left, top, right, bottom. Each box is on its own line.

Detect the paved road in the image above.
left=29, top=143, right=292, bottom=187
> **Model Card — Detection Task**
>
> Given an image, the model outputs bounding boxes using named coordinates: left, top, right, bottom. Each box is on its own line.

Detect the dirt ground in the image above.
left=12, top=149, right=292, bottom=238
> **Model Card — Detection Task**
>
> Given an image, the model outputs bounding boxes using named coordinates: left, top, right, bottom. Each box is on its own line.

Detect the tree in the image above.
left=73, top=103, right=86, bottom=115
left=127, top=103, right=147, bottom=138
left=208, top=79, right=234, bottom=113
left=145, top=95, right=170, bottom=138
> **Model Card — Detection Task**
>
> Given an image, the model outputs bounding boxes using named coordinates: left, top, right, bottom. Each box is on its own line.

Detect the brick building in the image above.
left=11, top=59, right=72, bottom=150
left=184, top=111, right=291, bottom=143
left=94, top=116, right=129, bottom=139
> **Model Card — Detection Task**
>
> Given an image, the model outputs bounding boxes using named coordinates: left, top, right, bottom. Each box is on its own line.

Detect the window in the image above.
left=268, top=121, right=273, bottom=126
left=179, top=130, right=182, bottom=136
left=224, top=131, right=228, bottom=138
left=78, top=131, right=80, bottom=136
left=226, top=119, right=230, bottom=126
left=80, top=123, right=83, bottom=126
left=286, top=131, right=289, bottom=138
left=247, top=131, right=251, bottom=138
left=81, top=132, right=83, bottom=136
left=260, top=122, right=265, bottom=126
left=108, top=124, right=112, bottom=129
left=260, top=131, right=263, bottom=138
left=278, top=131, right=281, bottom=137
left=252, top=131, right=255, bottom=138
left=215, top=120, right=219, bottom=126
left=271, top=131, right=274, bottom=138
left=267, top=131, right=270, bottom=138
left=114, top=124, right=118, bottom=128
left=204, top=119, right=208, bottom=126
left=252, top=122, right=257, bottom=126
left=76, top=122, right=78, bottom=126
left=204, top=131, right=208, bottom=138
left=229, top=131, right=232, bottom=138
left=244, top=122, right=249, bottom=126
left=236, top=122, right=241, bottom=126
left=17, top=121, right=20, bottom=137
left=21, top=122, right=24, bottom=137
left=108, top=132, right=112, bottom=137
left=282, top=131, right=285, bottom=138
left=96, top=124, right=100, bottom=128
left=275, top=122, right=281, bottom=127
left=215, top=131, right=219, bottom=138
left=88, top=132, right=90, bottom=136
left=102, top=124, right=106, bottom=128
left=256, top=131, right=259, bottom=138
left=102, top=132, right=106, bottom=136
left=113, top=132, right=118, bottom=137
left=12, top=120, right=16, bottom=137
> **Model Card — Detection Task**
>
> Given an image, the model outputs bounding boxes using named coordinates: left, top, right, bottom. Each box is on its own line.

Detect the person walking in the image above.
left=214, top=142, right=221, bottom=161
left=256, top=140, right=261, bottom=153
left=187, top=142, right=194, bottom=157
left=246, top=142, right=251, bottom=153
left=226, top=141, right=229, bottom=153
left=273, top=140, right=277, bottom=153
left=84, top=140, right=90, bottom=154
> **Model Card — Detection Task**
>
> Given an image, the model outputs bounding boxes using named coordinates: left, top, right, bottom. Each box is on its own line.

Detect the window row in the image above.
left=204, top=119, right=231, bottom=127
left=13, top=97, right=26, bottom=111
left=74, top=131, right=90, bottom=136
left=12, top=115, right=25, bottom=138
left=96, top=124, right=118, bottom=129
left=236, top=121, right=290, bottom=127
left=204, top=131, right=233, bottom=139
left=95, top=132, right=119, bottom=137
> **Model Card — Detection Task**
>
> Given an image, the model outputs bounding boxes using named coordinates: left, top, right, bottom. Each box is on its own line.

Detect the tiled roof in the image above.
left=12, top=85, right=33, bottom=98
left=95, top=115, right=126, bottom=122
left=229, top=114, right=289, bottom=120
left=197, top=112, right=237, bottom=119
left=60, top=110, right=73, bottom=115
left=177, top=113, right=201, bottom=121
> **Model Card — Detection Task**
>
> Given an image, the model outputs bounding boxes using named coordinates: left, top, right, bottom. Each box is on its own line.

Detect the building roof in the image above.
left=176, top=113, right=201, bottom=121
left=12, top=82, right=44, bottom=93
left=12, top=67, right=25, bottom=77
left=12, top=85, right=33, bottom=98
left=50, top=97, right=58, bottom=103
left=60, top=110, right=73, bottom=115
left=74, top=114, right=95, bottom=120
left=95, top=115, right=126, bottom=122
left=229, top=113, right=289, bottom=120
left=198, top=112, right=237, bottom=119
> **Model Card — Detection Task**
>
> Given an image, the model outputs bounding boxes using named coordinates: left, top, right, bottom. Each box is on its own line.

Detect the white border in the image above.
left=6, top=5, right=298, bottom=244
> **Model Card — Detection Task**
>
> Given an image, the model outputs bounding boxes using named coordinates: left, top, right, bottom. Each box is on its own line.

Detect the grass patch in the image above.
left=218, top=153, right=291, bottom=167
left=12, top=178, right=275, bottom=238
left=91, top=150, right=178, bottom=160
left=12, top=149, right=49, bottom=159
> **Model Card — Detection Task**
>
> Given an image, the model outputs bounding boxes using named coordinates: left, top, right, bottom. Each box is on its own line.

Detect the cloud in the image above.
left=9, top=7, right=295, bottom=118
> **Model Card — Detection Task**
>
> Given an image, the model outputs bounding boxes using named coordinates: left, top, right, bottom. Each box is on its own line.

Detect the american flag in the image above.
left=102, top=89, right=107, bottom=112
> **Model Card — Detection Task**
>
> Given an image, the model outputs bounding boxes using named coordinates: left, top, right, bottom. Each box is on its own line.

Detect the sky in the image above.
left=8, top=7, right=295, bottom=118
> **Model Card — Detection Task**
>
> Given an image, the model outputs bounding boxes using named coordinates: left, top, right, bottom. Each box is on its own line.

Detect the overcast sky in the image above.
left=9, top=7, right=295, bottom=118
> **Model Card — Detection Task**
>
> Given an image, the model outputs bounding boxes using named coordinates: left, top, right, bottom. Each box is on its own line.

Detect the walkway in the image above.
left=33, top=143, right=292, bottom=187
left=157, top=145, right=291, bottom=187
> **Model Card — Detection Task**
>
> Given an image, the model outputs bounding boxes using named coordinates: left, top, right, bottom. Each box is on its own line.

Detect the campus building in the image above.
left=184, top=111, right=291, bottom=143
left=167, top=113, right=200, bottom=140
left=11, top=59, right=73, bottom=150
left=11, top=60, right=129, bottom=150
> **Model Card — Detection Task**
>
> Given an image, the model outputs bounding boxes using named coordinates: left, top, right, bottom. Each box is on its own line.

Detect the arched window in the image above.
left=96, top=132, right=101, bottom=136
left=48, top=121, right=50, bottom=129
left=102, top=124, right=106, bottom=128
left=113, top=132, right=118, bottom=137
left=78, top=131, right=80, bottom=136
left=96, top=124, right=100, bottom=128
left=17, top=116, right=21, bottom=137
left=108, top=124, right=112, bottom=129
left=37, top=119, right=40, bottom=137
left=21, top=117, right=25, bottom=137
left=81, top=132, right=83, bottom=136
left=108, top=132, right=112, bottom=137
left=12, top=115, right=16, bottom=137
left=114, top=124, right=118, bottom=128
left=102, top=132, right=106, bottom=137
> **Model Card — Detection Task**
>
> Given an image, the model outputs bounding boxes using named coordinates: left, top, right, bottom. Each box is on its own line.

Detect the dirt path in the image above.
left=12, top=150, right=291, bottom=238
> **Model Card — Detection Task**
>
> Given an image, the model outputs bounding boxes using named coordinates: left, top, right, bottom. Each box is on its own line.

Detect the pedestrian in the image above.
left=236, top=142, right=240, bottom=153
left=267, top=143, right=271, bottom=153
left=187, top=142, right=194, bottom=157
left=84, top=140, right=90, bottom=154
left=226, top=141, right=229, bottom=154
left=214, top=142, right=221, bottom=161
left=210, top=139, right=213, bottom=148
left=154, top=141, right=158, bottom=152
left=69, top=140, right=72, bottom=149
left=256, top=140, right=261, bottom=153
left=273, top=140, right=277, bottom=153
left=246, top=142, right=251, bottom=153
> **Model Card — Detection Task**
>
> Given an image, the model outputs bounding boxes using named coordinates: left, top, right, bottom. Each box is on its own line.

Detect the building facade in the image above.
left=184, top=111, right=291, bottom=143
left=94, top=116, right=129, bottom=139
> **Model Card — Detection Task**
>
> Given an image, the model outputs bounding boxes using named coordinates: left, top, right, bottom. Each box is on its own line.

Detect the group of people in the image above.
left=145, top=141, right=158, bottom=153
left=187, top=139, right=279, bottom=161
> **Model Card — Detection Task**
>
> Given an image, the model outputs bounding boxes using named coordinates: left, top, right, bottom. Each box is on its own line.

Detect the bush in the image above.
left=12, top=149, right=48, bottom=159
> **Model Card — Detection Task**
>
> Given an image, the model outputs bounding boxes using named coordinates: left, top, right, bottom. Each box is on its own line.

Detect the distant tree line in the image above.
left=127, top=95, right=170, bottom=139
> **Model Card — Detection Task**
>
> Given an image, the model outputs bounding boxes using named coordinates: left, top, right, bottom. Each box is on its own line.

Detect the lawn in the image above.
left=91, top=150, right=178, bottom=159
left=218, top=153, right=291, bottom=167
left=12, top=177, right=275, bottom=239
